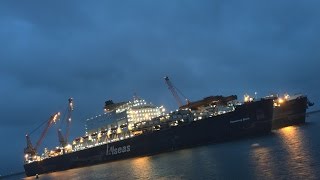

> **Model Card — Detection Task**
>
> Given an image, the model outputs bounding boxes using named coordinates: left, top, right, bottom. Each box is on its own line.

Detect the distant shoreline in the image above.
left=0, top=171, right=24, bottom=179
left=307, top=109, right=320, bottom=115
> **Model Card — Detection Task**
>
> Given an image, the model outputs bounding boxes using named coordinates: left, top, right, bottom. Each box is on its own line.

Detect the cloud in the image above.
left=0, top=0, right=320, bottom=174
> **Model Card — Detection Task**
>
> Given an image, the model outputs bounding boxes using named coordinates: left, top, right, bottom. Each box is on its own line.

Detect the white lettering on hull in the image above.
left=230, top=117, right=250, bottom=124
left=106, top=145, right=131, bottom=156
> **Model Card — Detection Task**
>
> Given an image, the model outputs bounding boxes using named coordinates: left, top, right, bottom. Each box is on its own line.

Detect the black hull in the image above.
left=24, top=99, right=273, bottom=177
left=272, top=96, right=308, bottom=129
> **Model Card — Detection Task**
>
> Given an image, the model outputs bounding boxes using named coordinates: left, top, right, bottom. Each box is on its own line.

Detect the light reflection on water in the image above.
left=277, top=126, right=316, bottom=179
left=130, top=157, right=153, bottom=179
left=250, top=124, right=318, bottom=180
left=21, top=114, right=320, bottom=180
left=251, top=145, right=277, bottom=179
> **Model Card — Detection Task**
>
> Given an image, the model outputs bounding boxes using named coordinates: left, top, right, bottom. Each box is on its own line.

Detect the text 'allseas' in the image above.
left=106, top=145, right=131, bottom=155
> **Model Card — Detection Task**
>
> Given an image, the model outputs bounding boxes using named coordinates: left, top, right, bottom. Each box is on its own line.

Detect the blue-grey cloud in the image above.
left=0, top=0, right=319, bottom=174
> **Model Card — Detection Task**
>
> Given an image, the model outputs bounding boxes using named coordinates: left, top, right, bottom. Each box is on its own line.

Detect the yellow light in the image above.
left=284, top=94, right=290, bottom=99
left=244, top=94, right=250, bottom=102
left=281, top=126, right=294, bottom=133
left=64, top=144, right=72, bottom=150
left=53, top=112, right=61, bottom=122
left=278, top=98, right=284, bottom=104
left=128, top=124, right=133, bottom=131
left=25, top=154, right=28, bottom=159
left=117, top=128, right=122, bottom=134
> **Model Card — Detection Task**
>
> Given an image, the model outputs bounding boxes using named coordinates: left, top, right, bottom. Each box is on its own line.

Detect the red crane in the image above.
left=164, top=76, right=190, bottom=108
left=24, top=112, right=60, bottom=156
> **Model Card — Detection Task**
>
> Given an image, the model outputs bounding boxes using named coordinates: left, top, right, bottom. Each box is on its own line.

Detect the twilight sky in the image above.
left=0, top=0, right=319, bottom=174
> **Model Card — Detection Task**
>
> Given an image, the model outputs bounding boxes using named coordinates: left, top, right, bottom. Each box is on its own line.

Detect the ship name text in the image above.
left=106, top=145, right=131, bottom=156
left=230, top=117, right=250, bottom=124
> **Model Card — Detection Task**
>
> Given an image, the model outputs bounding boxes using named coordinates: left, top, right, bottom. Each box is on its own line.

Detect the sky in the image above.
left=0, top=0, right=319, bottom=174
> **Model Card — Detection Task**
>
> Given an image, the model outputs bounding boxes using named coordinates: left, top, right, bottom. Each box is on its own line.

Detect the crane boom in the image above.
left=65, top=98, right=74, bottom=143
left=35, top=112, right=60, bottom=150
left=57, top=98, right=74, bottom=147
left=164, top=76, right=191, bottom=108
left=164, top=76, right=184, bottom=107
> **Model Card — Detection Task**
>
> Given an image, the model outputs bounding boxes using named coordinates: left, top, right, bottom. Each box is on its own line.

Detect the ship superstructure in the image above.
left=74, top=97, right=165, bottom=151
left=85, top=97, right=165, bottom=134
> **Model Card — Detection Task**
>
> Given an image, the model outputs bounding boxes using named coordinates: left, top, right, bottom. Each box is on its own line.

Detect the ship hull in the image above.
left=24, top=99, right=273, bottom=177
left=272, top=96, right=308, bottom=129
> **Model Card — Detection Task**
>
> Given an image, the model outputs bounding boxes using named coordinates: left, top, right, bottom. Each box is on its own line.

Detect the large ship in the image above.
left=23, top=96, right=274, bottom=176
left=244, top=93, right=314, bottom=129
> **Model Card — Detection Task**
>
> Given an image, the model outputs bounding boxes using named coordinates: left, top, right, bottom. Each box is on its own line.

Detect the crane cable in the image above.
left=173, top=84, right=189, bottom=103
left=58, top=106, right=68, bottom=129
left=28, top=112, right=61, bottom=136
left=28, top=118, right=51, bottom=136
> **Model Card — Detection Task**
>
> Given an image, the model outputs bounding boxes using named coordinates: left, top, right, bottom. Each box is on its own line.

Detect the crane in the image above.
left=58, top=98, right=74, bottom=147
left=24, top=112, right=61, bottom=156
left=164, top=76, right=237, bottom=111
left=65, top=98, right=74, bottom=144
left=164, top=76, right=190, bottom=108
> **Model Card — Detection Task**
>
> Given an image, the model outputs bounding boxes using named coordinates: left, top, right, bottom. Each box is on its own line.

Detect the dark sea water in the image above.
left=10, top=112, right=320, bottom=180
